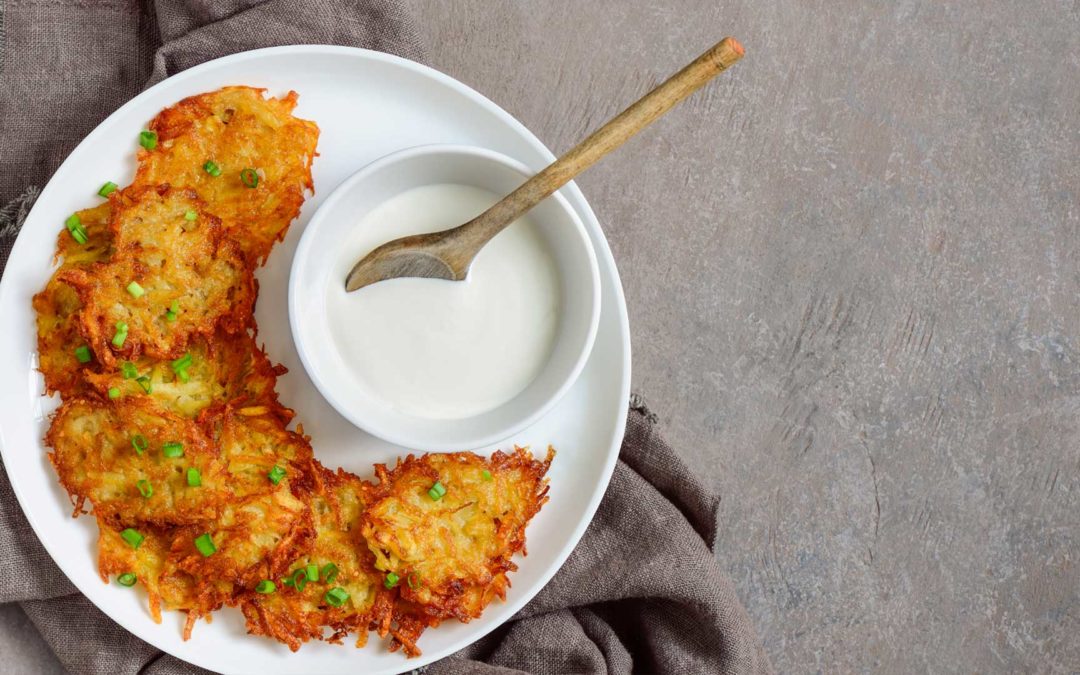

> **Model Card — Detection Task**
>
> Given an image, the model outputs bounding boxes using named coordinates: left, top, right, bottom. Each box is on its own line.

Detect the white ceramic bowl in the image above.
left=289, top=145, right=601, bottom=451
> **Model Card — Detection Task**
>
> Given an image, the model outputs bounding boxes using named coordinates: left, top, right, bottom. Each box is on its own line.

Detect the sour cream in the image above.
left=326, top=184, right=560, bottom=420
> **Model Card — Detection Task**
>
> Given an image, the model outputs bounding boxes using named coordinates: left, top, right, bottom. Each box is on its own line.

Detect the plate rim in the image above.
left=0, top=44, right=631, bottom=674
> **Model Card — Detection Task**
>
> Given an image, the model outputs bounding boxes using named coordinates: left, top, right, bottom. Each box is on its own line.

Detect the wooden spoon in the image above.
left=345, top=36, right=744, bottom=292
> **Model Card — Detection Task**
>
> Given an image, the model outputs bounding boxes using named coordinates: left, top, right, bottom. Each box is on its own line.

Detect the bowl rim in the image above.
left=288, top=143, right=602, bottom=450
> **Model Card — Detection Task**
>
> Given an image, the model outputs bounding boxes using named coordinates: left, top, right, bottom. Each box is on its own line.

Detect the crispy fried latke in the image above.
left=83, top=329, right=285, bottom=418
left=58, top=185, right=255, bottom=367
left=240, top=463, right=391, bottom=651
left=47, top=397, right=230, bottom=527
left=97, top=518, right=198, bottom=623
left=362, top=447, right=554, bottom=653
left=133, top=86, right=319, bottom=264
left=33, top=204, right=113, bottom=395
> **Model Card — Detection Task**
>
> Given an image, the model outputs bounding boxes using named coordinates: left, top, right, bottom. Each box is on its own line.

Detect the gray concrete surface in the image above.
left=409, top=1, right=1079, bottom=672
left=5, top=2, right=1077, bottom=673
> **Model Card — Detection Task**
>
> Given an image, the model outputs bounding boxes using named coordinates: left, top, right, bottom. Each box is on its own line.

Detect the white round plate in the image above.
left=0, top=46, right=630, bottom=675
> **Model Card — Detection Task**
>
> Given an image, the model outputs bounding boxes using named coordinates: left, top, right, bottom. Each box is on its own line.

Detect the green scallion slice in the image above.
left=194, top=533, right=215, bottom=557
left=186, top=467, right=201, bottom=487
left=320, top=563, right=339, bottom=584
left=126, top=281, right=145, bottom=298
left=131, top=434, right=148, bottom=454
left=324, top=587, right=349, bottom=607
left=427, top=481, right=447, bottom=501
left=268, top=465, right=286, bottom=485
left=111, top=321, right=128, bottom=347
left=171, top=353, right=192, bottom=373
left=170, top=300, right=180, bottom=313
left=165, top=310, right=177, bottom=322
left=481, top=469, right=492, bottom=482
left=117, top=573, right=137, bottom=587
left=139, top=130, right=157, bottom=150
left=255, top=580, right=276, bottom=594
left=176, top=368, right=190, bottom=383
left=203, top=160, right=222, bottom=177
left=120, top=361, right=138, bottom=379
left=136, top=479, right=152, bottom=498
left=108, top=387, right=121, bottom=400
left=120, top=528, right=144, bottom=549
left=74, top=345, right=92, bottom=364
left=98, top=181, right=118, bottom=198
left=136, top=375, right=152, bottom=394
left=183, top=209, right=197, bottom=221
left=384, top=572, right=400, bottom=589
left=162, top=441, right=184, bottom=458
left=306, top=563, right=319, bottom=582
left=291, top=568, right=308, bottom=591
left=240, top=168, right=259, bottom=188
left=407, top=572, right=421, bottom=590
left=64, top=214, right=88, bottom=245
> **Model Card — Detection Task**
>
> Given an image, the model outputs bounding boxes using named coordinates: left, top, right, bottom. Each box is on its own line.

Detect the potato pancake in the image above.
left=241, top=464, right=391, bottom=651
left=83, top=330, right=284, bottom=419
left=97, top=518, right=198, bottom=623
left=47, top=397, right=230, bottom=527
left=59, top=185, right=255, bottom=367
left=362, top=448, right=554, bottom=631
left=134, top=86, right=318, bottom=264
left=33, top=203, right=113, bottom=395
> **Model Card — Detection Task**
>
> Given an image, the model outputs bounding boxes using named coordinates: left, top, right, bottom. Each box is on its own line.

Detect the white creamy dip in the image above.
left=326, top=184, right=560, bottom=419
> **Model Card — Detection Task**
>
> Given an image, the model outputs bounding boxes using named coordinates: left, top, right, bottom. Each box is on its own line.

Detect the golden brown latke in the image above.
left=33, top=203, right=113, bottom=396
left=58, top=185, right=255, bottom=367
left=134, top=86, right=319, bottom=264
left=240, top=464, right=392, bottom=651
left=97, top=518, right=198, bottom=624
left=83, top=330, right=284, bottom=419
left=47, top=397, right=230, bottom=527
left=363, top=448, right=554, bottom=641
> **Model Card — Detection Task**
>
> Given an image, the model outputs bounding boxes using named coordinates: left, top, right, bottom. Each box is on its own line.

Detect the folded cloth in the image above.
left=0, top=2, right=771, bottom=673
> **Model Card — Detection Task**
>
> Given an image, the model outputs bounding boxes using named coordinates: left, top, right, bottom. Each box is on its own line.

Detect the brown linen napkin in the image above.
left=0, top=2, right=771, bottom=673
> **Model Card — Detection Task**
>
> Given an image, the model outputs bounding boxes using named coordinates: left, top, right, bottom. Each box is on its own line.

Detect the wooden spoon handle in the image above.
left=454, top=37, right=744, bottom=251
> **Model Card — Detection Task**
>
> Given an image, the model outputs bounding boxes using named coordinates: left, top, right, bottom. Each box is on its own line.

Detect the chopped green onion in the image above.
left=136, top=375, right=152, bottom=394
left=165, top=310, right=177, bottom=322
left=320, top=563, right=339, bottom=584
left=384, top=572, right=400, bottom=589
left=255, top=580, right=276, bottom=594
left=203, top=160, right=222, bottom=177
left=306, top=563, right=319, bottom=583
left=183, top=209, right=197, bottom=221
left=268, top=465, right=286, bottom=485
left=291, top=568, right=308, bottom=591
left=139, top=130, right=158, bottom=151
left=325, top=587, right=349, bottom=607
left=98, top=181, right=118, bottom=198
left=194, top=533, right=216, bottom=557
left=162, top=442, right=183, bottom=458
left=117, top=573, right=137, bottom=587
left=64, top=214, right=88, bottom=245
left=111, top=321, right=128, bottom=348
left=126, top=281, right=145, bottom=298
left=186, top=467, right=202, bottom=487
left=281, top=575, right=294, bottom=588
left=176, top=369, right=190, bottom=383
left=74, top=345, right=92, bottom=364
left=481, top=469, right=492, bottom=482
left=136, top=479, right=153, bottom=498
left=131, top=434, right=148, bottom=454
left=120, top=528, right=144, bottom=549
left=427, top=481, right=446, bottom=501
left=407, top=572, right=421, bottom=590
left=170, top=300, right=180, bottom=313
left=171, top=353, right=192, bottom=373
left=120, top=361, right=138, bottom=378
left=108, top=387, right=121, bottom=400
left=240, top=168, right=259, bottom=188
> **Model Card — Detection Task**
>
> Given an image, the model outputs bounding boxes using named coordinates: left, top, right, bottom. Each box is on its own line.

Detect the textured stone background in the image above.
left=4, top=1, right=1078, bottom=672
